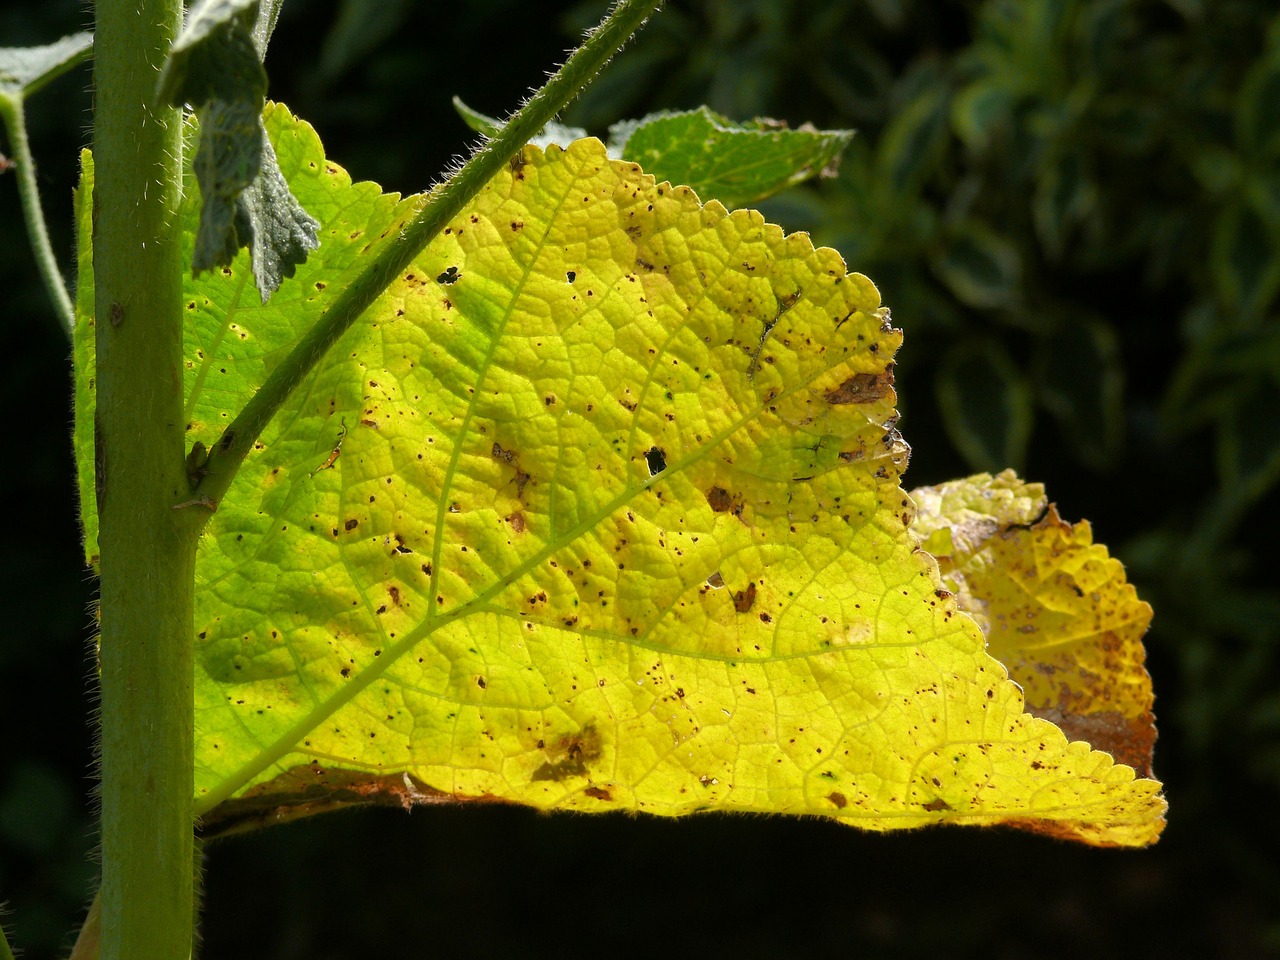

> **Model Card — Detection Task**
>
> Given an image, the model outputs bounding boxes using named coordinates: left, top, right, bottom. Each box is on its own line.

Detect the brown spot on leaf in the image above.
left=824, top=369, right=893, bottom=405
left=827, top=791, right=848, bottom=809
left=734, top=582, right=757, bottom=614
left=583, top=786, right=613, bottom=801
left=531, top=725, right=602, bottom=782
left=492, top=442, right=531, bottom=499
left=923, top=797, right=951, bottom=812
left=706, top=486, right=732, bottom=512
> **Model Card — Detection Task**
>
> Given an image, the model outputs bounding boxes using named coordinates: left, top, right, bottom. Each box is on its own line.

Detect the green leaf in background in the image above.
left=932, top=220, right=1022, bottom=311
left=949, top=79, right=1012, bottom=153
left=1033, top=149, right=1097, bottom=261
left=454, top=100, right=853, bottom=208
left=936, top=339, right=1032, bottom=473
left=1211, top=194, right=1280, bottom=322
left=317, top=0, right=415, bottom=84
left=607, top=106, right=853, bottom=207
left=1216, top=378, right=1280, bottom=512
left=1235, top=46, right=1280, bottom=160
left=1035, top=318, right=1123, bottom=471
left=876, top=83, right=949, bottom=194
left=160, top=0, right=319, bottom=300
left=0, top=31, right=91, bottom=103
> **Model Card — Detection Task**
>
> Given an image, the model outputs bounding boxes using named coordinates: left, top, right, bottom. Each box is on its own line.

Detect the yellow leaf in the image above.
left=187, top=108, right=1163, bottom=846
left=912, top=470, right=1159, bottom=779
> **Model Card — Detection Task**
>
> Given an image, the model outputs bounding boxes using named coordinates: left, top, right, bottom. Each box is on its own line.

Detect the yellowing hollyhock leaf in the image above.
left=71, top=104, right=1163, bottom=846
left=911, top=470, right=1158, bottom=778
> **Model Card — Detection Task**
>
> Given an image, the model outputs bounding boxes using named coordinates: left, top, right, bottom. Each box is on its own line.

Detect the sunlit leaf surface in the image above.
left=911, top=470, right=1157, bottom=778
left=74, top=104, right=1164, bottom=846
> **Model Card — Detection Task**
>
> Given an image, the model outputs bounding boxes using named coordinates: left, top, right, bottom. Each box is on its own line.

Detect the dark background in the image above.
left=2, top=0, right=1278, bottom=956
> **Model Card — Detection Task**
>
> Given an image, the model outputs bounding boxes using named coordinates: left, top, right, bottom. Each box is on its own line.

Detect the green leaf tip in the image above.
left=160, top=0, right=319, bottom=301
left=451, top=96, right=501, bottom=138
left=452, top=94, right=589, bottom=150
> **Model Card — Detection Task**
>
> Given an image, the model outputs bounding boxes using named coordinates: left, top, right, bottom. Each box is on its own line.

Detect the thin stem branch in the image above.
left=0, top=96, right=76, bottom=338
left=196, top=0, right=664, bottom=511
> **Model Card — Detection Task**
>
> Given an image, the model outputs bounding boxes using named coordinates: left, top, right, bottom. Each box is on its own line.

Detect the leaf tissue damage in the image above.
left=87, top=104, right=1161, bottom=845
left=911, top=472, right=1158, bottom=779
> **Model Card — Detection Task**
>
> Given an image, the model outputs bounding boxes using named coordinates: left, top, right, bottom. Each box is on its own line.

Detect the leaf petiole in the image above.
left=0, top=95, right=76, bottom=338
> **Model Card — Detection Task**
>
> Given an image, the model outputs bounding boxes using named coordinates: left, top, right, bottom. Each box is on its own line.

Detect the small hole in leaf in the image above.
left=645, top=446, right=667, bottom=476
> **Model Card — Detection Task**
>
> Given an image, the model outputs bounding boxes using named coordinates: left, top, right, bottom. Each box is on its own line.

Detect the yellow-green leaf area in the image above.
left=191, top=109, right=1163, bottom=846
left=72, top=147, right=97, bottom=566
left=72, top=103, right=428, bottom=566
left=177, top=103, right=426, bottom=447
left=912, top=470, right=1160, bottom=781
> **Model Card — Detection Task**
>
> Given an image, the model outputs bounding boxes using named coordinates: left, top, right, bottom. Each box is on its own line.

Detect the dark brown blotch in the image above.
left=823, top=368, right=894, bottom=405
left=531, top=725, right=602, bottom=782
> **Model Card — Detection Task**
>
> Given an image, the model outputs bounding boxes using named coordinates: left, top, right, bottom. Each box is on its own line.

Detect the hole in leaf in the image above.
left=645, top=446, right=667, bottom=476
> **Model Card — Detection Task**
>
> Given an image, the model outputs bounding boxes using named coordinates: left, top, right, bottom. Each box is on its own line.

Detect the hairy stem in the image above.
left=93, top=0, right=195, bottom=957
left=197, top=0, right=665, bottom=509
left=0, top=96, right=76, bottom=338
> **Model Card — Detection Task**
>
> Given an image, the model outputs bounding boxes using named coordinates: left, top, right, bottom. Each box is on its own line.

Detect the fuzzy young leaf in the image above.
left=160, top=0, right=319, bottom=300
left=73, top=105, right=1164, bottom=847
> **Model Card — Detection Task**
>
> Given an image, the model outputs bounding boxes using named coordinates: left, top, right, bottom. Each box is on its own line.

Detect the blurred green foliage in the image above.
left=2, top=0, right=1279, bottom=956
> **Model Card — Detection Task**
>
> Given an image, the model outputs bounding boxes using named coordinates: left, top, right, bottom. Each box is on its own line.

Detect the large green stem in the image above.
left=93, top=0, right=195, bottom=957
left=197, top=0, right=665, bottom=509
